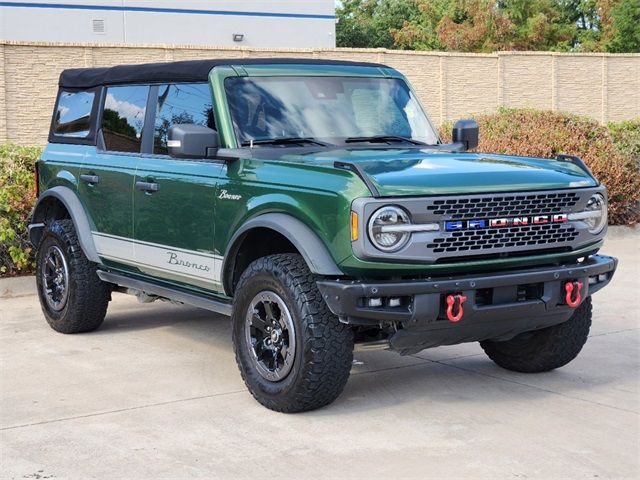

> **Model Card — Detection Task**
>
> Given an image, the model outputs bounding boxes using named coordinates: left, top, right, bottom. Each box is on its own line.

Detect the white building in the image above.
left=0, top=0, right=336, bottom=47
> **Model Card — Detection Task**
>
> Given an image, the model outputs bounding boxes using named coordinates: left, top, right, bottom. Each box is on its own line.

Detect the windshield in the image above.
left=224, top=76, right=439, bottom=146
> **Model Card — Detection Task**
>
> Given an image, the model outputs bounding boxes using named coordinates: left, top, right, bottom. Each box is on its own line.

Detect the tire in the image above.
left=232, top=254, right=354, bottom=413
left=480, top=297, right=592, bottom=373
left=36, top=219, right=112, bottom=333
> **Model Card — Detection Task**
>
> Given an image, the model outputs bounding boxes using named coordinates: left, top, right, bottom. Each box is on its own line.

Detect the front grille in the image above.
left=427, top=192, right=579, bottom=219
left=353, top=187, right=602, bottom=264
left=427, top=223, right=579, bottom=254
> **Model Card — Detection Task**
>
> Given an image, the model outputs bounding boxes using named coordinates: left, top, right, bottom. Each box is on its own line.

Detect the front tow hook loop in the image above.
left=564, top=280, right=583, bottom=308
left=446, top=293, right=467, bottom=322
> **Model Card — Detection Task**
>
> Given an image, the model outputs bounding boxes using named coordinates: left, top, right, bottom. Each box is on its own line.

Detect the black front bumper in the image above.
left=317, top=254, right=618, bottom=354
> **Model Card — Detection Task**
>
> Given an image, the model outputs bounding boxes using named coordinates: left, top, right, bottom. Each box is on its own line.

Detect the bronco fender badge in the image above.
left=218, top=189, right=242, bottom=201
left=445, top=214, right=568, bottom=232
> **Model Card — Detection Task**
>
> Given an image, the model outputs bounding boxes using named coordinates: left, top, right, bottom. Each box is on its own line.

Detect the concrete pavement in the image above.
left=1, top=230, right=639, bottom=479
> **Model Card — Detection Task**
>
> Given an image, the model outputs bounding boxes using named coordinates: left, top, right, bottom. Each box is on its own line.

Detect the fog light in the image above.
left=368, top=298, right=382, bottom=307
left=388, top=297, right=401, bottom=308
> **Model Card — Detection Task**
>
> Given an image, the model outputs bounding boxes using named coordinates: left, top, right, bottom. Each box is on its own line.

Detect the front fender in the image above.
left=222, top=213, right=343, bottom=294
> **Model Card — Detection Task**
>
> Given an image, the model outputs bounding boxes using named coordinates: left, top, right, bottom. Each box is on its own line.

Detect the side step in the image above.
left=97, top=270, right=232, bottom=317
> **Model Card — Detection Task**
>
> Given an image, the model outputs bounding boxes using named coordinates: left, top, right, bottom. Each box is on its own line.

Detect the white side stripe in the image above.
left=92, top=232, right=222, bottom=284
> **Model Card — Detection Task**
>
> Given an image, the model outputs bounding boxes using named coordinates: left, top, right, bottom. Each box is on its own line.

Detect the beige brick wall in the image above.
left=0, top=41, right=638, bottom=145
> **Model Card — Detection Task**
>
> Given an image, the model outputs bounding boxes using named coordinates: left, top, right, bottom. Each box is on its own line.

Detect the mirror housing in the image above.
left=452, top=119, right=479, bottom=151
left=168, top=124, right=219, bottom=158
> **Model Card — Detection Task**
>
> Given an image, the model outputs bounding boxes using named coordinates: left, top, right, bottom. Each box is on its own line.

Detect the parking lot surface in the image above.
left=1, top=230, right=638, bottom=479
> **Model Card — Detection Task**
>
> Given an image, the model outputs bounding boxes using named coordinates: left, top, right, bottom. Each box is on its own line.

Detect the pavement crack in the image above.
left=351, top=359, right=431, bottom=376
left=411, top=352, right=484, bottom=362
left=0, top=390, right=246, bottom=431
left=423, top=358, right=639, bottom=415
left=589, top=327, right=640, bottom=337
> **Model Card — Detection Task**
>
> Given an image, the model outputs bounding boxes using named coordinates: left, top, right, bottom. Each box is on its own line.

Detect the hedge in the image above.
left=1, top=110, right=638, bottom=276
left=0, top=144, right=39, bottom=276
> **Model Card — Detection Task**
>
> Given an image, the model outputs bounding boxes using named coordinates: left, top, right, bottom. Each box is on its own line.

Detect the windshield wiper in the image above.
left=241, top=137, right=329, bottom=147
left=344, top=135, right=427, bottom=146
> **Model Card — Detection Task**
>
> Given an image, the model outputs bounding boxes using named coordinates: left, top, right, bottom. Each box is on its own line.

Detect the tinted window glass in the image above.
left=153, top=83, right=215, bottom=154
left=54, top=90, right=95, bottom=137
left=102, top=85, right=149, bottom=153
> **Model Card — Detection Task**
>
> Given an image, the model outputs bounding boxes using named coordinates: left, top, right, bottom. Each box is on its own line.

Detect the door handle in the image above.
left=80, top=174, right=100, bottom=185
left=135, top=181, right=159, bottom=193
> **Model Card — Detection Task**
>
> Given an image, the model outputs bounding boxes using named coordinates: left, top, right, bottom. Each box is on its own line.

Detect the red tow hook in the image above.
left=564, top=280, right=583, bottom=308
left=446, top=293, right=467, bottom=322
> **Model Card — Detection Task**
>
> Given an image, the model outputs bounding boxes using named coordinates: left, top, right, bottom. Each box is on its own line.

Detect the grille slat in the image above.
left=427, top=224, right=578, bottom=254
left=428, top=192, right=579, bottom=219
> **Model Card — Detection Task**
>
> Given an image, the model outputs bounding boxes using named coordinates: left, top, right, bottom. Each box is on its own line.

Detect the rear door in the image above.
left=79, top=85, right=150, bottom=273
left=132, top=83, right=224, bottom=292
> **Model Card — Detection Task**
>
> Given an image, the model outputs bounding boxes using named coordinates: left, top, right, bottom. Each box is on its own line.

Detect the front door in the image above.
left=132, top=83, right=224, bottom=292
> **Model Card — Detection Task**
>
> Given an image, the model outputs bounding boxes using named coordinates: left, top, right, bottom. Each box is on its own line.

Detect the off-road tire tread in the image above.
left=37, top=219, right=111, bottom=333
left=480, top=297, right=592, bottom=373
left=232, top=254, right=353, bottom=413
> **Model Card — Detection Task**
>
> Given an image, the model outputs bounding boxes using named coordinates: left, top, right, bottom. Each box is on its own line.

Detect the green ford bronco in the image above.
left=30, top=59, right=617, bottom=412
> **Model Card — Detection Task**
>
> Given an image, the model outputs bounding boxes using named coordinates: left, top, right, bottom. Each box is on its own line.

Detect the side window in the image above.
left=102, top=85, right=149, bottom=153
left=53, top=90, right=95, bottom=138
left=153, top=83, right=215, bottom=155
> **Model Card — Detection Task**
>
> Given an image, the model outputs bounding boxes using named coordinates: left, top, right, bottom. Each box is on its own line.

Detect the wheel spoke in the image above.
left=263, top=301, right=276, bottom=321
left=250, top=312, right=268, bottom=332
left=46, top=256, right=56, bottom=270
left=270, top=348, right=279, bottom=370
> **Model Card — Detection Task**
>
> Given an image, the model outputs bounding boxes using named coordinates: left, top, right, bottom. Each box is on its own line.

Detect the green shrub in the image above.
left=608, top=119, right=640, bottom=165
left=439, top=109, right=640, bottom=225
left=0, top=144, right=41, bottom=276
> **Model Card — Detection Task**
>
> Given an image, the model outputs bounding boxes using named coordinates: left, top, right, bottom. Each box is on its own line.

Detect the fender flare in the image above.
left=222, top=213, right=343, bottom=294
left=30, top=186, right=101, bottom=264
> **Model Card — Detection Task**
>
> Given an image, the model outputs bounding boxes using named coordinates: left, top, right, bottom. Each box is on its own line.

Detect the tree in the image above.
left=602, top=0, right=640, bottom=52
left=390, top=0, right=449, bottom=50
left=336, top=0, right=424, bottom=49
left=435, top=0, right=515, bottom=52
left=335, top=0, right=640, bottom=53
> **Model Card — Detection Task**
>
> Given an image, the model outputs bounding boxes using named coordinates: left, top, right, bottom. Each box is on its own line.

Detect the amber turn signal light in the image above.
left=351, top=211, right=359, bottom=241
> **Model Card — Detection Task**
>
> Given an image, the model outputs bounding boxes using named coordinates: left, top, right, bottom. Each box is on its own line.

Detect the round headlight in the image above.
left=368, top=206, right=411, bottom=252
left=584, top=193, right=607, bottom=234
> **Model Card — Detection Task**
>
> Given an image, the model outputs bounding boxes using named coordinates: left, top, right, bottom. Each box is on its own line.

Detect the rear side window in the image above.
left=102, top=85, right=149, bottom=153
left=153, top=83, right=215, bottom=154
left=53, top=90, right=96, bottom=138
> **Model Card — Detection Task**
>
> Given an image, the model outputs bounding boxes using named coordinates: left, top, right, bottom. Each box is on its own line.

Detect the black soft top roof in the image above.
left=59, top=58, right=390, bottom=89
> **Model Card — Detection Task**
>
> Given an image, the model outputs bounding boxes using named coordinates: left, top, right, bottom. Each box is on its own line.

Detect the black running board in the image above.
left=97, top=270, right=232, bottom=317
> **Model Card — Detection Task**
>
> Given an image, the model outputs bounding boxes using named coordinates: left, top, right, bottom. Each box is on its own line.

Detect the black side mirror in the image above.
left=168, top=124, right=219, bottom=158
left=452, top=119, right=479, bottom=151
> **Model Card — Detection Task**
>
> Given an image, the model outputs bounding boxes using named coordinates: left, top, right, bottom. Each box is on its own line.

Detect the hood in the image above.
left=279, top=148, right=597, bottom=196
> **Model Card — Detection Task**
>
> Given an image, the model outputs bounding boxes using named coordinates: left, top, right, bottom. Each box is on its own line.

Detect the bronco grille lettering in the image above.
left=445, top=214, right=567, bottom=232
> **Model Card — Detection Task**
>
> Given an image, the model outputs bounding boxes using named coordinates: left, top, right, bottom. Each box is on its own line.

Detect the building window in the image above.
left=102, top=85, right=149, bottom=153
left=153, top=83, right=215, bottom=155
left=53, top=90, right=95, bottom=138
